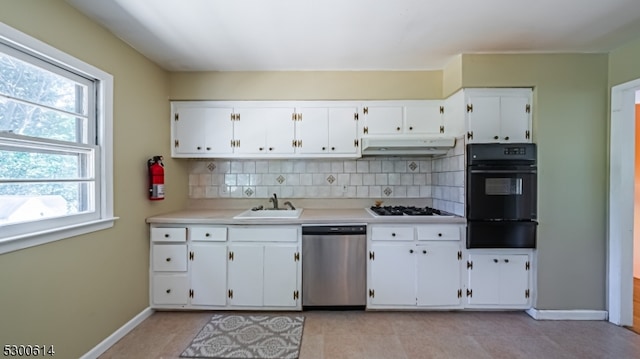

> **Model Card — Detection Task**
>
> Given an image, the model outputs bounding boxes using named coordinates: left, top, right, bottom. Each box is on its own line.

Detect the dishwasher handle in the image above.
left=302, top=225, right=366, bottom=236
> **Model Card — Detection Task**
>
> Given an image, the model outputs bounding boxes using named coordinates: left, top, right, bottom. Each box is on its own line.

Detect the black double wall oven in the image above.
left=466, top=143, right=537, bottom=248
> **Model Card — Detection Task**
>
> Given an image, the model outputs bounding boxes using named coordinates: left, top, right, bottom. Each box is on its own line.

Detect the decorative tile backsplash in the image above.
left=431, top=136, right=466, bottom=216
left=188, top=136, right=465, bottom=216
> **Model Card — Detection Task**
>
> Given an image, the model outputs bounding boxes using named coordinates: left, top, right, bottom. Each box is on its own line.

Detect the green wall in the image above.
left=609, top=37, right=640, bottom=87
left=459, top=54, right=610, bottom=309
left=0, top=1, right=186, bottom=358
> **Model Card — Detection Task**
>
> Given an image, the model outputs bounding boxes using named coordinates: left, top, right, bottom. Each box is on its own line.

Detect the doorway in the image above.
left=609, top=79, right=640, bottom=327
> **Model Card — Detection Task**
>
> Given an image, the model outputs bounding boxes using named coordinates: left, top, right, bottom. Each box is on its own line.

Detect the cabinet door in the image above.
left=190, top=243, right=227, bottom=306
left=467, top=253, right=501, bottom=305
left=466, top=95, right=501, bottom=143
left=263, top=245, right=299, bottom=307
left=369, top=243, right=416, bottom=305
left=404, top=101, right=442, bottom=134
left=328, top=107, right=359, bottom=154
left=296, top=107, right=329, bottom=154
left=234, top=107, right=295, bottom=155
left=416, top=243, right=462, bottom=306
left=498, top=254, right=530, bottom=305
left=173, top=106, right=234, bottom=155
left=500, top=94, right=532, bottom=143
left=442, top=90, right=465, bottom=137
left=363, top=105, right=403, bottom=135
left=227, top=244, right=264, bottom=306
left=233, top=108, right=267, bottom=154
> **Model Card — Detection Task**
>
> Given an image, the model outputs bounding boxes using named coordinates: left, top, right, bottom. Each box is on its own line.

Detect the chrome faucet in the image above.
left=269, top=193, right=278, bottom=209
left=283, top=201, right=296, bottom=210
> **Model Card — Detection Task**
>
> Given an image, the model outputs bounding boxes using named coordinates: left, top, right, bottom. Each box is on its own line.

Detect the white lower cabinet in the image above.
left=466, top=252, right=532, bottom=308
left=149, top=224, right=301, bottom=310
left=227, top=226, right=301, bottom=309
left=190, top=242, right=227, bottom=306
left=369, top=243, right=416, bottom=306
left=263, top=245, right=299, bottom=307
left=416, top=242, right=463, bottom=306
left=152, top=274, right=189, bottom=305
left=367, top=224, right=464, bottom=309
left=227, top=244, right=263, bottom=306
left=224, top=243, right=301, bottom=307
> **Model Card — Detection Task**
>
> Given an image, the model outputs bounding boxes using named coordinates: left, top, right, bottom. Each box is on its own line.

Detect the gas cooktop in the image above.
left=366, top=206, right=449, bottom=217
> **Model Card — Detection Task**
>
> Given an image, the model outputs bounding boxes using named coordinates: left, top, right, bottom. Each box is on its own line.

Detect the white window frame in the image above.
left=0, top=22, right=116, bottom=254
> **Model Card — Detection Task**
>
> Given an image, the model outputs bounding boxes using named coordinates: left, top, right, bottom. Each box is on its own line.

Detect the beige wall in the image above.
left=442, top=54, right=463, bottom=97
left=170, top=71, right=443, bottom=100
left=0, top=1, right=185, bottom=358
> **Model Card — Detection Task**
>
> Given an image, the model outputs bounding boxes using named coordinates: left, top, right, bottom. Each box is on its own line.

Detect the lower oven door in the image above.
left=466, top=168, right=537, bottom=220
left=467, top=221, right=537, bottom=248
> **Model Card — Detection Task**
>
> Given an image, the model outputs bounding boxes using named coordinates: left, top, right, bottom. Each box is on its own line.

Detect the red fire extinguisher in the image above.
left=148, top=156, right=165, bottom=200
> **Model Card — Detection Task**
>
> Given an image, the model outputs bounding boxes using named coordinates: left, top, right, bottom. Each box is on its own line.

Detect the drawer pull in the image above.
left=166, top=257, right=171, bottom=262
left=438, top=233, right=442, bottom=237
left=493, top=259, right=499, bottom=263
left=164, top=234, right=169, bottom=238
left=504, top=259, right=510, bottom=263
left=391, top=233, right=396, bottom=237
left=409, top=249, right=414, bottom=254
left=423, top=250, right=427, bottom=254
left=166, top=289, right=171, bottom=294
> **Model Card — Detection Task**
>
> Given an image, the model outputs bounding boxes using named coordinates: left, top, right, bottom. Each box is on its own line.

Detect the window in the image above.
left=0, top=22, right=114, bottom=254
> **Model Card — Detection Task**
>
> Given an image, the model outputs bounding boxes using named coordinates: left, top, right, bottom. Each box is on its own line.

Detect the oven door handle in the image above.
left=469, top=169, right=536, bottom=174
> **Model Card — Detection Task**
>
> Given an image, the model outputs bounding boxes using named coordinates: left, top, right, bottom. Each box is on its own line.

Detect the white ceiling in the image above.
left=65, top=0, right=640, bottom=72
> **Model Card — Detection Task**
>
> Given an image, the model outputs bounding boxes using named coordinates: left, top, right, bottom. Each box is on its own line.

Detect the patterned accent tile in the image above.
left=326, top=175, right=336, bottom=184
left=207, top=162, right=216, bottom=172
left=383, top=187, right=393, bottom=196
left=244, top=187, right=254, bottom=197
left=276, top=175, right=285, bottom=184
left=409, top=161, right=418, bottom=171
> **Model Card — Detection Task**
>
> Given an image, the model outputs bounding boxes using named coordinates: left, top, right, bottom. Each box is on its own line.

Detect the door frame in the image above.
left=608, top=78, right=640, bottom=326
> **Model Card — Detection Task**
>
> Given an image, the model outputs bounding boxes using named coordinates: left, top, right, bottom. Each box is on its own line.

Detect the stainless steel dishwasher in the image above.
left=302, top=225, right=367, bottom=309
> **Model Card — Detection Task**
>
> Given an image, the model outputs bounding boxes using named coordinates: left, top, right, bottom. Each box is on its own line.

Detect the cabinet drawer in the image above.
left=151, top=227, right=187, bottom=242
left=152, top=244, right=187, bottom=271
left=152, top=274, right=189, bottom=305
left=190, top=226, right=227, bottom=242
left=229, top=226, right=298, bottom=242
left=371, top=226, right=414, bottom=241
left=417, top=225, right=461, bottom=241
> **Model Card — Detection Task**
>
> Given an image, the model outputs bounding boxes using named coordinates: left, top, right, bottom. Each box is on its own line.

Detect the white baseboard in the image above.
left=80, top=307, right=154, bottom=359
left=526, top=308, right=608, bottom=321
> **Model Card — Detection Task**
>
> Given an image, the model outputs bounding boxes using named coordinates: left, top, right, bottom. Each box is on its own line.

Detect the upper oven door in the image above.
left=466, top=166, right=537, bottom=220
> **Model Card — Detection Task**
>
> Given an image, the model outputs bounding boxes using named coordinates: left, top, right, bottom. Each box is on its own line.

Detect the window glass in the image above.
left=0, top=34, right=108, bottom=245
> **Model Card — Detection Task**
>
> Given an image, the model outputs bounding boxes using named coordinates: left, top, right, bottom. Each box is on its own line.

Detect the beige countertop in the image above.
left=146, top=208, right=466, bottom=225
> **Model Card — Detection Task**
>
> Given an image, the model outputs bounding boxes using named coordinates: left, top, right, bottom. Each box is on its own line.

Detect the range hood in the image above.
left=360, top=135, right=456, bottom=156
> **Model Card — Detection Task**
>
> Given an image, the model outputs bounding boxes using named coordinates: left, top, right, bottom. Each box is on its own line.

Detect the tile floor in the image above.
left=99, top=310, right=640, bottom=359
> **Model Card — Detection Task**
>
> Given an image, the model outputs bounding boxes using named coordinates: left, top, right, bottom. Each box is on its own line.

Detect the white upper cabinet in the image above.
left=361, top=104, right=404, bottom=135
left=361, top=101, right=444, bottom=136
left=296, top=105, right=359, bottom=157
left=404, top=101, right=444, bottom=134
left=465, top=88, right=533, bottom=143
left=172, top=103, right=234, bottom=157
left=442, top=90, right=466, bottom=137
left=233, top=106, right=296, bottom=155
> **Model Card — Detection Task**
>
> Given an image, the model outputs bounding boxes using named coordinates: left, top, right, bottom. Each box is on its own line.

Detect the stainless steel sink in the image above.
left=233, top=208, right=304, bottom=219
